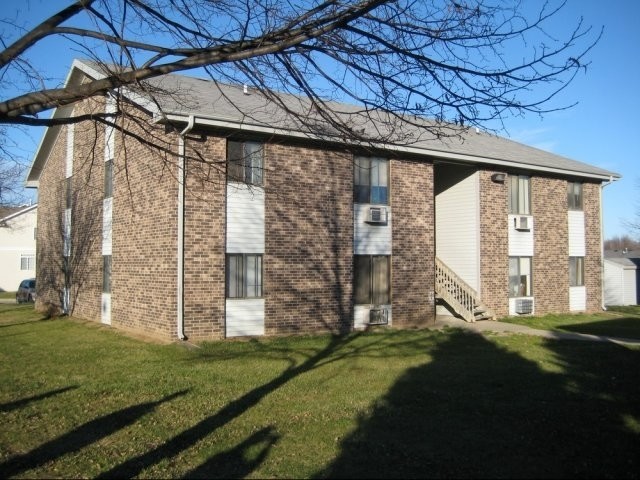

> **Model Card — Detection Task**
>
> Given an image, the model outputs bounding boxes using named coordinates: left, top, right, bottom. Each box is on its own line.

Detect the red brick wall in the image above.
left=36, top=121, right=71, bottom=316
left=391, top=158, right=435, bottom=326
left=584, top=182, right=603, bottom=312
left=532, top=176, right=570, bottom=314
left=37, top=96, right=604, bottom=339
left=264, top=143, right=353, bottom=335
left=36, top=98, right=104, bottom=320
left=182, top=136, right=226, bottom=340
left=109, top=107, right=180, bottom=339
left=479, top=172, right=603, bottom=317
left=479, top=170, right=509, bottom=317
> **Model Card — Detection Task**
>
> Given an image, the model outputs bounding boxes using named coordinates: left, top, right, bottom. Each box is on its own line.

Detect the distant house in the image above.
left=26, top=59, right=620, bottom=341
left=604, top=250, right=640, bottom=306
left=0, top=204, right=37, bottom=292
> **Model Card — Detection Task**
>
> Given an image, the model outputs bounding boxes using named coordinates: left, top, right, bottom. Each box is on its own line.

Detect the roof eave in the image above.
left=159, top=112, right=620, bottom=182
left=0, top=203, right=37, bottom=223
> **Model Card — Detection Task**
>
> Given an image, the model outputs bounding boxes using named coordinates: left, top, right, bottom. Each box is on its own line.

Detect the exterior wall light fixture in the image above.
left=491, top=173, right=506, bottom=183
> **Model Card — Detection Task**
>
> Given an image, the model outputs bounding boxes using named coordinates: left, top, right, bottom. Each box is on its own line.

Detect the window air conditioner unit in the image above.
left=515, top=298, right=533, bottom=314
left=367, top=207, right=388, bottom=224
left=515, top=216, right=530, bottom=231
left=369, top=308, right=389, bottom=325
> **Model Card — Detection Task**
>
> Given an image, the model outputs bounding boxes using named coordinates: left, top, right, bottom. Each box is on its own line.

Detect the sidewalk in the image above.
left=432, top=315, right=640, bottom=347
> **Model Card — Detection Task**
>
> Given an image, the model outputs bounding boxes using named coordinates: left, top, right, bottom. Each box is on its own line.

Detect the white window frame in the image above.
left=569, top=256, right=585, bottom=287
left=509, top=256, right=532, bottom=297
left=20, top=254, right=35, bottom=271
left=508, top=175, right=531, bottom=215
left=227, top=141, right=264, bottom=186
left=226, top=253, right=263, bottom=299
left=568, top=182, right=583, bottom=211
left=354, top=156, right=389, bottom=205
left=354, top=254, right=391, bottom=305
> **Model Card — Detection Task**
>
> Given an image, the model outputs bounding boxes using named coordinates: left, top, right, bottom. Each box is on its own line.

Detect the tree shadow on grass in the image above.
left=182, top=426, right=280, bottom=479
left=0, top=386, right=78, bottom=413
left=96, top=333, right=367, bottom=479
left=315, top=330, right=640, bottom=479
left=98, top=330, right=438, bottom=478
left=0, top=390, right=188, bottom=478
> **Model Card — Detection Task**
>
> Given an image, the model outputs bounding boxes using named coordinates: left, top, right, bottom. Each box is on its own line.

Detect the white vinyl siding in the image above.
left=508, top=214, right=534, bottom=257
left=65, top=123, right=74, bottom=178
left=568, top=210, right=586, bottom=257
left=603, top=261, right=638, bottom=306
left=101, top=102, right=115, bottom=326
left=104, top=97, right=116, bottom=161
left=226, top=179, right=265, bottom=337
left=226, top=184, right=265, bottom=254
left=226, top=299, right=265, bottom=337
left=435, top=169, right=479, bottom=291
left=101, top=293, right=112, bottom=325
left=623, top=268, right=638, bottom=305
left=569, top=286, right=586, bottom=311
left=604, top=261, right=624, bottom=306
left=353, top=203, right=392, bottom=255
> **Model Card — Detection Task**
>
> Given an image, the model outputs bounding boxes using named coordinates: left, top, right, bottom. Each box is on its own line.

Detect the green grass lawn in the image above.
left=0, top=291, right=16, bottom=300
left=500, top=310, right=640, bottom=340
left=1, top=305, right=639, bottom=479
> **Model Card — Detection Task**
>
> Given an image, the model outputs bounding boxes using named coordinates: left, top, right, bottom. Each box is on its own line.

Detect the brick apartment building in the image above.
left=26, top=59, right=620, bottom=341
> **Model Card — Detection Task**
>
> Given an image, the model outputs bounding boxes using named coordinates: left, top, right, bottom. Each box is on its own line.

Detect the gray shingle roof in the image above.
left=27, top=59, right=620, bottom=185
left=144, top=70, right=618, bottom=180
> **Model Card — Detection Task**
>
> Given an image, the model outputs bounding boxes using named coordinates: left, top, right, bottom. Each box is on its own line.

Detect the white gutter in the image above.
left=177, top=115, right=195, bottom=340
left=158, top=112, right=620, bottom=182
left=600, top=175, right=616, bottom=311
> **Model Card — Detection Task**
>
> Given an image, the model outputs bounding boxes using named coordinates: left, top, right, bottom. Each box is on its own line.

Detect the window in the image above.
left=354, top=255, right=390, bottom=304
left=104, top=160, right=113, bottom=199
left=569, top=257, right=585, bottom=286
left=509, top=257, right=532, bottom=297
left=568, top=182, right=583, bottom=210
left=354, top=156, right=389, bottom=204
left=226, top=254, right=263, bottom=298
left=227, top=141, right=263, bottom=185
left=63, top=209, right=71, bottom=258
left=103, top=255, right=112, bottom=293
left=20, top=254, right=35, bottom=271
left=508, top=175, right=530, bottom=215
left=66, top=177, right=72, bottom=209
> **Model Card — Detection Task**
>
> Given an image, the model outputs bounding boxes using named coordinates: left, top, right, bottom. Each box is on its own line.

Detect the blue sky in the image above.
left=4, top=0, right=639, bottom=239
left=499, top=0, right=640, bottom=239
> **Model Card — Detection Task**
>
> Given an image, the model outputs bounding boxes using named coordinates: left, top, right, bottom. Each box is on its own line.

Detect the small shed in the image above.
left=604, top=250, right=640, bottom=306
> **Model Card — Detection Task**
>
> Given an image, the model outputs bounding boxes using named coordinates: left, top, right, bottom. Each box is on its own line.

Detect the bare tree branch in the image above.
left=0, top=0, right=603, bottom=202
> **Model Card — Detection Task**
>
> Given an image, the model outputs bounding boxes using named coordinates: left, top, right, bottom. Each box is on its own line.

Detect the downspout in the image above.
left=177, top=115, right=195, bottom=340
left=600, top=175, right=615, bottom=311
